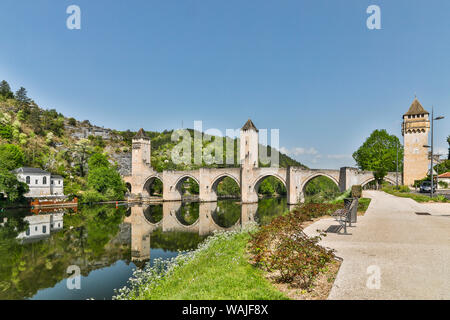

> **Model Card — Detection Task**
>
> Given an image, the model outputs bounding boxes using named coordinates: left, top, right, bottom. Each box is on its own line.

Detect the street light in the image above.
left=423, top=106, right=445, bottom=198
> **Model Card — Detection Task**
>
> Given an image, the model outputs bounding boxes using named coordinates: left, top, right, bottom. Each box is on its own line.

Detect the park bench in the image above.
left=331, top=198, right=359, bottom=235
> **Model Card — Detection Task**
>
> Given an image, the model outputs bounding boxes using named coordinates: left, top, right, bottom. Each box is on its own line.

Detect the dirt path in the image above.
left=303, top=191, right=450, bottom=300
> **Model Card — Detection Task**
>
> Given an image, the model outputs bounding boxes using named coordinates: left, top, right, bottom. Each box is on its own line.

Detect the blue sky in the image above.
left=0, top=0, right=449, bottom=169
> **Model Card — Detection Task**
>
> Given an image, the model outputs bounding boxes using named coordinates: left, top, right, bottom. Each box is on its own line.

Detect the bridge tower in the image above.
left=130, top=129, right=154, bottom=194
left=240, top=119, right=259, bottom=203
left=240, top=119, right=259, bottom=168
left=132, top=128, right=151, bottom=175
left=402, top=98, right=430, bottom=186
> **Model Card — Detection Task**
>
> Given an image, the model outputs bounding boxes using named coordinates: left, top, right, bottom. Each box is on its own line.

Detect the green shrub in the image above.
left=351, top=185, right=362, bottom=198
left=0, top=124, right=13, bottom=140
left=81, top=189, right=104, bottom=203
left=396, top=185, right=411, bottom=193
left=249, top=203, right=339, bottom=289
left=438, top=181, right=448, bottom=189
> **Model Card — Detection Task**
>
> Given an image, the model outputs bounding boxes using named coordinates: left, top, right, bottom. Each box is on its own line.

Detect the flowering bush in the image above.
left=249, top=203, right=339, bottom=289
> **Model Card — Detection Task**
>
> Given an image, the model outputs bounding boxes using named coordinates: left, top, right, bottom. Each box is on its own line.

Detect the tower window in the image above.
left=26, top=176, right=30, bottom=184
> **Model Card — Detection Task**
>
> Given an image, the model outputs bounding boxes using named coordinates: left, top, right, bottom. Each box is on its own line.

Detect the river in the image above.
left=0, top=198, right=290, bottom=300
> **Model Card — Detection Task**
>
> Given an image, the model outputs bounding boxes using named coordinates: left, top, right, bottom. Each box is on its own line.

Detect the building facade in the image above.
left=402, top=98, right=430, bottom=186
left=13, top=167, right=64, bottom=198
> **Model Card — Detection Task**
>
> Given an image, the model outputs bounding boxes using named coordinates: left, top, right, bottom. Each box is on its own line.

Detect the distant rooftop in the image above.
left=13, top=167, right=50, bottom=175
left=438, top=172, right=450, bottom=178
left=241, top=119, right=258, bottom=132
left=133, top=128, right=150, bottom=140
left=404, top=98, right=429, bottom=116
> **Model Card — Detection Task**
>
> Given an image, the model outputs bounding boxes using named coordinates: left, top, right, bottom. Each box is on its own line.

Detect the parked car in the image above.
left=419, top=181, right=436, bottom=193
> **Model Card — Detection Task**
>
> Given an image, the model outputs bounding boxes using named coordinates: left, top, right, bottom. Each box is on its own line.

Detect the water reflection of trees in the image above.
left=176, top=202, right=200, bottom=226
left=255, top=198, right=288, bottom=225
left=0, top=205, right=129, bottom=300
left=143, top=205, right=163, bottom=224
left=211, top=201, right=241, bottom=228
left=150, top=229, right=206, bottom=252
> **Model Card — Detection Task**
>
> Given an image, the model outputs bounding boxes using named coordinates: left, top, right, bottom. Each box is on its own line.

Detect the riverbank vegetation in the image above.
left=0, top=144, right=29, bottom=204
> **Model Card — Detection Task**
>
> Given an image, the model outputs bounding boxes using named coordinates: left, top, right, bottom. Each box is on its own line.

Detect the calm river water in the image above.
left=0, top=198, right=289, bottom=300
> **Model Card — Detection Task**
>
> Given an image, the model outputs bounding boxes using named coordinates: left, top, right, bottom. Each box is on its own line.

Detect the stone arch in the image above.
left=173, top=174, right=200, bottom=200
left=253, top=174, right=287, bottom=195
left=125, top=182, right=132, bottom=193
left=361, top=177, right=396, bottom=189
left=143, top=175, right=164, bottom=198
left=174, top=174, right=200, bottom=188
left=301, top=173, right=340, bottom=192
left=210, top=174, right=241, bottom=199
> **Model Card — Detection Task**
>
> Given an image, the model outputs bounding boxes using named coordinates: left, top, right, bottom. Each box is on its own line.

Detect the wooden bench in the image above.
left=331, top=198, right=358, bottom=234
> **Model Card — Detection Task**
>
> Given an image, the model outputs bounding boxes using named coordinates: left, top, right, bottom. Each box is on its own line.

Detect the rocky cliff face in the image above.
left=111, top=152, right=132, bottom=176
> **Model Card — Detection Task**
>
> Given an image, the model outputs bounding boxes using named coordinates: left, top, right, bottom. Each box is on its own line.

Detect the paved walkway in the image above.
left=303, top=191, right=450, bottom=300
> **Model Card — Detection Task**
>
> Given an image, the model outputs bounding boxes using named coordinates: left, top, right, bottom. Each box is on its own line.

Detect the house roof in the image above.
left=241, top=119, right=259, bottom=132
left=51, top=175, right=63, bottom=179
left=438, top=172, right=450, bottom=178
left=404, top=98, right=429, bottom=116
left=133, top=128, right=150, bottom=140
left=13, top=167, right=50, bottom=175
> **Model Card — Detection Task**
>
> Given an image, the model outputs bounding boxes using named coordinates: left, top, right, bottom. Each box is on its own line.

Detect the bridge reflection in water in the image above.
left=123, top=199, right=293, bottom=264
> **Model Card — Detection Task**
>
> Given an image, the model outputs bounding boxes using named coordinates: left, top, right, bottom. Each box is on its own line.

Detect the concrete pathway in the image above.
left=303, top=191, right=450, bottom=300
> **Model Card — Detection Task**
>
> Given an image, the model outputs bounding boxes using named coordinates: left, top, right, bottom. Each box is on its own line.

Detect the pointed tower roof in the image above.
left=241, top=119, right=259, bottom=132
left=404, top=98, right=429, bottom=116
left=133, top=128, right=150, bottom=140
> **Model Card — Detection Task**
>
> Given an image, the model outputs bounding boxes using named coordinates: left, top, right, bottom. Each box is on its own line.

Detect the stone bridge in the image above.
left=123, top=120, right=399, bottom=204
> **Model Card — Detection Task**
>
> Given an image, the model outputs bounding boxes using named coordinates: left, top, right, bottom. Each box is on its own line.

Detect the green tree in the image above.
left=15, top=87, right=30, bottom=104
left=0, top=80, right=14, bottom=99
left=0, top=124, right=13, bottom=141
left=88, top=153, right=110, bottom=170
left=0, top=144, right=25, bottom=170
left=0, top=168, right=29, bottom=202
left=259, top=179, right=275, bottom=195
left=435, top=160, right=450, bottom=175
left=86, top=153, right=126, bottom=201
left=87, top=166, right=126, bottom=199
left=72, top=139, right=93, bottom=177
left=447, top=135, right=450, bottom=160
left=353, top=129, right=403, bottom=187
left=68, top=117, right=77, bottom=126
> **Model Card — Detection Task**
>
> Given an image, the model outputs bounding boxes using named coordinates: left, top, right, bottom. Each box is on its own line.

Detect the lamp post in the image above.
left=423, top=106, right=445, bottom=198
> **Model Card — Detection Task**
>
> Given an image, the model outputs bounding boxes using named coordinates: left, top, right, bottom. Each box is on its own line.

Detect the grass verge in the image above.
left=357, top=198, right=372, bottom=214
left=114, top=228, right=289, bottom=300
left=382, top=186, right=448, bottom=203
